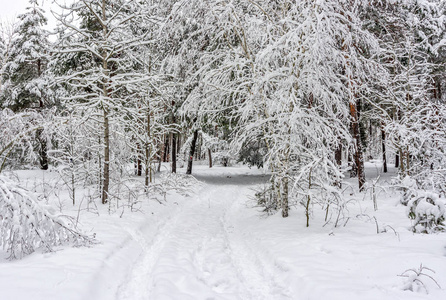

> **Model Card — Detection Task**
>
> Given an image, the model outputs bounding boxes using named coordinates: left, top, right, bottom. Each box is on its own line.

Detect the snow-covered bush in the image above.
left=399, top=264, right=441, bottom=294
left=399, top=176, right=418, bottom=206
left=0, top=175, right=93, bottom=259
left=407, top=191, right=445, bottom=233
left=0, top=109, right=42, bottom=171
left=253, top=183, right=278, bottom=215
left=145, top=173, right=201, bottom=203
left=160, top=173, right=200, bottom=197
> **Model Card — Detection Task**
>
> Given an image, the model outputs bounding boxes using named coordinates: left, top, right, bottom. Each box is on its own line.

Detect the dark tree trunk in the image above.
left=335, top=144, right=342, bottom=166
left=186, top=130, right=199, bottom=175
left=137, top=143, right=142, bottom=176
left=162, top=136, right=169, bottom=162
left=395, top=153, right=400, bottom=168
left=381, top=126, right=387, bottom=173
left=171, top=133, right=177, bottom=173
left=36, top=128, right=48, bottom=170
left=208, top=148, right=212, bottom=168
left=334, top=143, right=342, bottom=188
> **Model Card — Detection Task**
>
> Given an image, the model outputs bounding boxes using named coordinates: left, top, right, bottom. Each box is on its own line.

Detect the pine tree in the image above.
left=0, top=0, right=52, bottom=170
left=0, top=0, right=51, bottom=111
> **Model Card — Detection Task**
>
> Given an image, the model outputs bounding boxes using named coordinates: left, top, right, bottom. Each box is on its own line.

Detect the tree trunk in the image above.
left=305, top=167, right=313, bottom=227
left=335, top=143, right=342, bottom=188
left=395, top=153, right=399, bottom=168
left=145, top=112, right=152, bottom=186
left=145, top=146, right=150, bottom=186
left=282, top=175, right=289, bottom=218
left=350, top=101, right=365, bottom=191
left=405, top=147, right=410, bottom=175
left=36, top=128, right=48, bottom=170
left=171, top=133, right=177, bottom=173
left=399, top=148, right=404, bottom=174
left=381, top=126, right=387, bottom=173
left=163, top=136, right=169, bottom=162
left=36, top=60, right=48, bottom=170
left=102, top=109, right=110, bottom=204
left=335, top=144, right=342, bottom=166
left=208, top=148, right=212, bottom=168
left=186, top=130, right=199, bottom=175
left=137, top=143, right=142, bottom=176
left=101, top=0, right=110, bottom=205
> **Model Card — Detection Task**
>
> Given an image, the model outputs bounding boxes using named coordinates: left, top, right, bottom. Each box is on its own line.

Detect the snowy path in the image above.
left=115, top=172, right=290, bottom=300
left=3, top=165, right=445, bottom=300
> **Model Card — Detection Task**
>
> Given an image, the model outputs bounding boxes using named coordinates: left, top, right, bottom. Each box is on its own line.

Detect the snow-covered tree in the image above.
left=0, top=109, right=46, bottom=172
left=54, top=0, right=157, bottom=204
left=0, top=0, right=52, bottom=111
left=186, top=0, right=380, bottom=224
left=0, top=1, right=54, bottom=171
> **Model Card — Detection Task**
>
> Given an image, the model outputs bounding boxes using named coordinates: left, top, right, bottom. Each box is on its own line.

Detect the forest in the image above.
left=0, top=0, right=446, bottom=299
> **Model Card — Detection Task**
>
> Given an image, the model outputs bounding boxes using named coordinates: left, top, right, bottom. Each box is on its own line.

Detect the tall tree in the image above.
left=0, top=0, right=52, bottom=170
left=55, top=0, right=155, bottom=204
left=0, top=0, right=51, bottom=111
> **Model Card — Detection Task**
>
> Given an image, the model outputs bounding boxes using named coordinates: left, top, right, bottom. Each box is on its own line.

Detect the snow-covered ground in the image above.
left=1, top=163, right=445, bottom=299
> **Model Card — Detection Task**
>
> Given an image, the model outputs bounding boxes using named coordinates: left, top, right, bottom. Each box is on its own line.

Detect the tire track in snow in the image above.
left=115, top=172, right=290, bottom=299
left=219, top=188, right=292, bottom=300
left=116, top=204, right=184, bottom=300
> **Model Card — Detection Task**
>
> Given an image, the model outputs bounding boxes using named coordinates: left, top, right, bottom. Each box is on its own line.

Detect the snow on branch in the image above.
left=0, top=175, right=94, bottom=260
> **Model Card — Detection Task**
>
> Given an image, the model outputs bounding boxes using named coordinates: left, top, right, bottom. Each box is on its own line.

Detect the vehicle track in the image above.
left=116, top=173, right=289, bottom=300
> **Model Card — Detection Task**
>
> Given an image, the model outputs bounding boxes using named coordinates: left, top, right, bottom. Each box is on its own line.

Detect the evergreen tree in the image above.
left=0, top=0, right=51, bottom=111
left=0, top=0, right=52, bottom=170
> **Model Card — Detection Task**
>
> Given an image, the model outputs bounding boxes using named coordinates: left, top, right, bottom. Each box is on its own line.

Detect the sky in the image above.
left=0, top=0, right=62, bottom=33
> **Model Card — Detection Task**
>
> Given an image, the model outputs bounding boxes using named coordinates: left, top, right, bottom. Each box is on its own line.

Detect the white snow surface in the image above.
left=1, top=163, right=446, bottom=300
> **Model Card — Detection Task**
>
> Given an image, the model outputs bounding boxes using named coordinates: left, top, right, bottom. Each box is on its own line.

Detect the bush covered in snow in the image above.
left=399, top=264, right=441, bottom=294
left=407, top=191, right=445, bottom=233
left=399, top=176, right=418, bottom=206
left=146, top=173, right=201, bottom=203
left=0, top=175, right=93, bottom=259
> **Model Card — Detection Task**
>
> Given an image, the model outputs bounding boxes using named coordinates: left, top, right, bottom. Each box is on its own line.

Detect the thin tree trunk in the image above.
left=101, top=0, right=109, bottom=205
left=137, top=143, right=142, bottom=176
left=145, top=145, right=150, bottom=186
left=171, top=133, right=177, bottom=173
left=335, top=143, right=342, bottom=188
left=36, top=128, right=48, bottom=170
left=36, top=58, right=48, bottom=170
left=405, top=147, right=410, bottom=175
left=350, top=101, right=365, bottom=191
left=186, top=130, right=199, bottom=175
left=335, top=144, right=342, bottom=166
left=208, top=148, right=212, bottom=168
left=157, top=149, right=162, bottom=172
left=145, top=112, right=151, bottom=187
left=282, top=175, right=289, bottom=218
left=381, top=125, right=387, bottom=173
left=102, top=109, right=110, bottom=204
left=399, top=148, right=404, bottom=174
left=177, top=135, right=181, bottom=156
left=163, top=136, right=169, bottom=162
left=305, top=167, right=313, bottom=227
